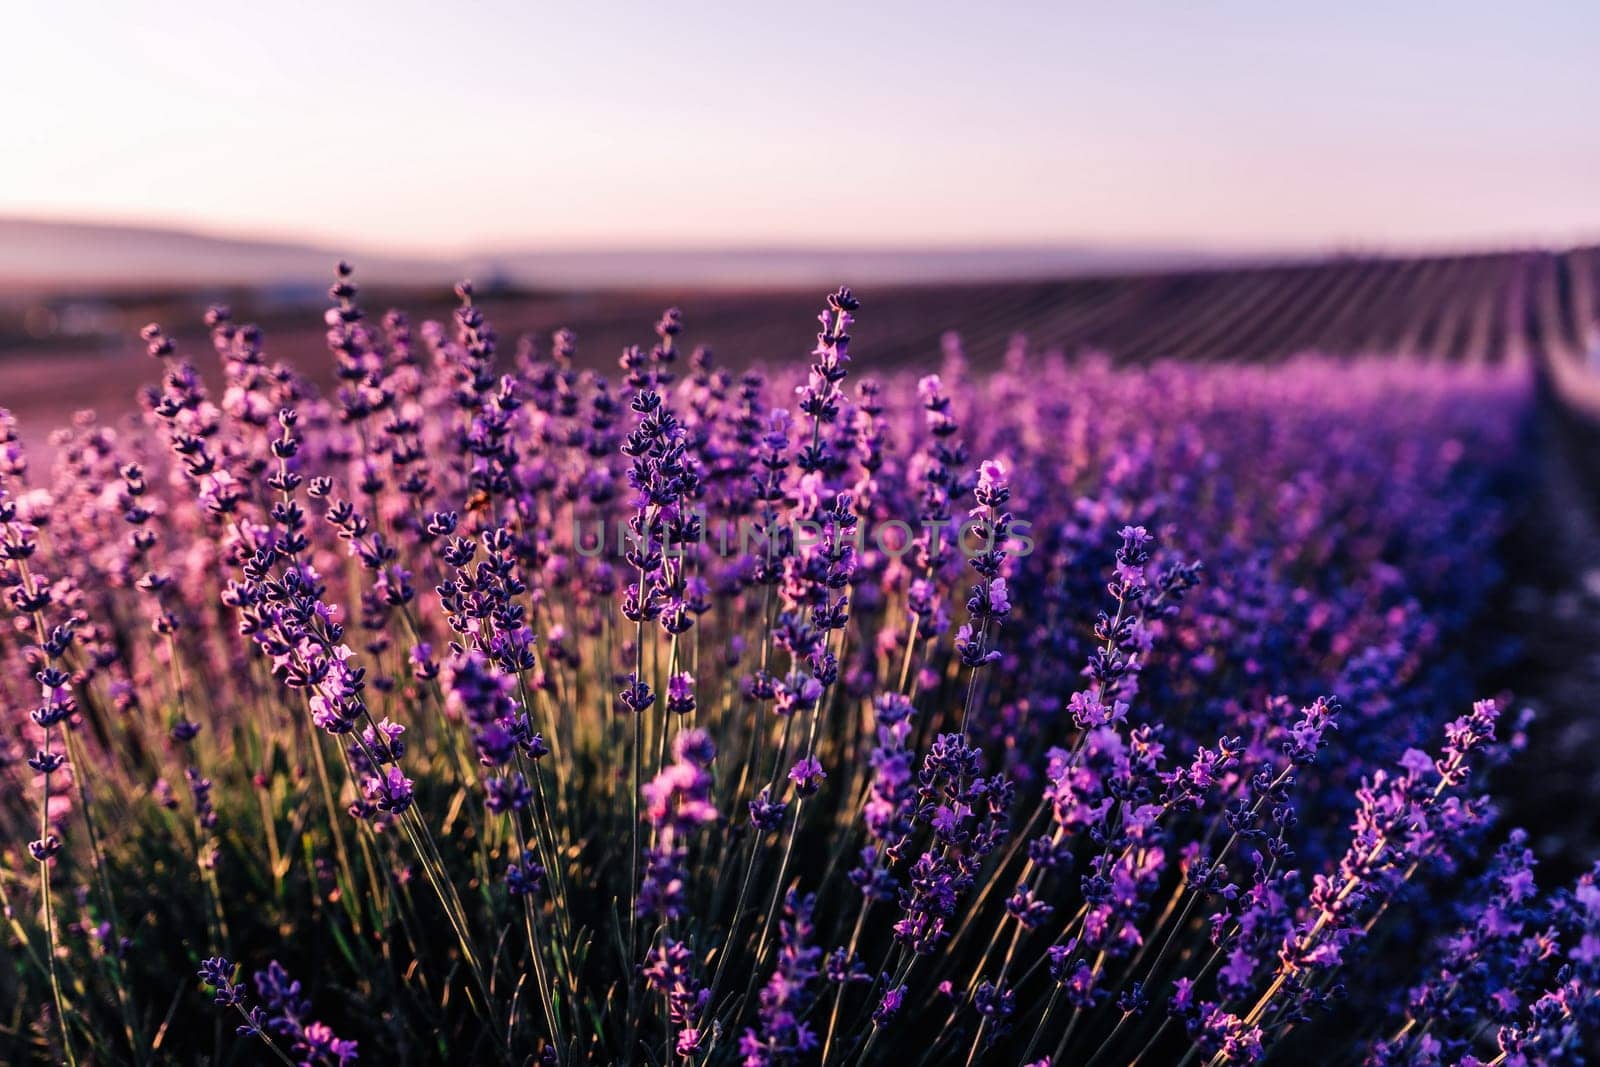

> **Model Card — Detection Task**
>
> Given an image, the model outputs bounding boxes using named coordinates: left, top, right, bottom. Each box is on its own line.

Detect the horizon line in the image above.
left=6, top=208, right=1599, bottom=265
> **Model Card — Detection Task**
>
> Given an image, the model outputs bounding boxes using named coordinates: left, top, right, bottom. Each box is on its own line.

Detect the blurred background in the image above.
left=4, top=2, right=1598, bottom=430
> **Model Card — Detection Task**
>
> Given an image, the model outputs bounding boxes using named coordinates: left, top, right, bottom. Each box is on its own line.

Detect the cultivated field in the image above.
left=2, top=250, right=1600, bottom=1064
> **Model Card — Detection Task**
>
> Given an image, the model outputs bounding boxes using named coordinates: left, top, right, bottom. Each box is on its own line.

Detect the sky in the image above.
left=5, top=1, right=1599, bottom=256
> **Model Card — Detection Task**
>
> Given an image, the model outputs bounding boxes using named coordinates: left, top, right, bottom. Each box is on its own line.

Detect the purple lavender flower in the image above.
left=0, top=277, right=1582, bottom=1066
left=199, top=957, right=358, bottom=1064
left=788, top=755, right=827, bottom=798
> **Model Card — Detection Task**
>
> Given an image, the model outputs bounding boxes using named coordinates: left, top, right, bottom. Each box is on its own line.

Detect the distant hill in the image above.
left=0, top=218, right=446, bottom=291
left=457, top=245, right=1234, bottom=289
left=0, top=217, right=1227, bottom=293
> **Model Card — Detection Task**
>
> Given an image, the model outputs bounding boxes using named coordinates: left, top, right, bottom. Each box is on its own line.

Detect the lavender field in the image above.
left=2, top=251, right=1598, bottom=1066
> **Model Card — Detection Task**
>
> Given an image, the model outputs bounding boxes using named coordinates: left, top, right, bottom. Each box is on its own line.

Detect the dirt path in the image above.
left=1496, top=382, right=1600, bottom=878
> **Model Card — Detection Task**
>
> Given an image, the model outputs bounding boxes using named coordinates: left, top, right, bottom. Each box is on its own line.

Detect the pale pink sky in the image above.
left=5, top=2, right=1598, bottom=255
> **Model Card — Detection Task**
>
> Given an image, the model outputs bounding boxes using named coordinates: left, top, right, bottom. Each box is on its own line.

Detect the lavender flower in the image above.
left=0, top=275, right=1578, bottom=1067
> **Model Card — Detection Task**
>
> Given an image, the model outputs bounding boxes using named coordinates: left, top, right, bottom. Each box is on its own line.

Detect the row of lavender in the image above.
left=0, top=271, right=1589, bottom=1065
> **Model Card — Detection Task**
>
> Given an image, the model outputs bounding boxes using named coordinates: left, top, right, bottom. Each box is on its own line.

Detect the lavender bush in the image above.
left=0, top=267, right=1592, bottom=1065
